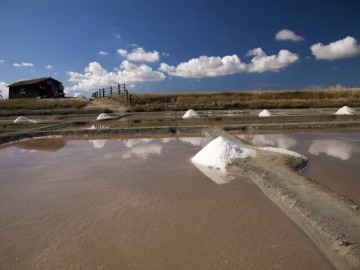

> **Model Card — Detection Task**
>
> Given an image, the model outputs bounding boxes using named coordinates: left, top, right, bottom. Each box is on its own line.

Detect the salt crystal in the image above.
left=182, top=109, right=199, bottom=119
left=191, top=136, right=257, bottom=171
left=259, top=109, right=271, bottom=117
left=334, top=106, right=355, bottom=115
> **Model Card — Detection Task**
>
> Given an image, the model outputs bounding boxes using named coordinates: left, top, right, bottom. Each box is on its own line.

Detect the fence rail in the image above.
left=91, top=84, right=132, bottom=104
left=91, top=84, right=127, bottom=98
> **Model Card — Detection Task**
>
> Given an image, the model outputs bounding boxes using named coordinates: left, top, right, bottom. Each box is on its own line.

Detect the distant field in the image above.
left=0, top=98, right=89, bottom=110
left=124, top=88, right=360, bottom=112
left=1, top=88, right=359, bottom=113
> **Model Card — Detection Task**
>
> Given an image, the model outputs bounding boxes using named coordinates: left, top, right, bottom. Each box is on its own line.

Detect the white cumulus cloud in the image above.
left=311, top=36, right=360, bottom=60
left=246, top=48, right=299, bottom=73
left=46, top=65, right=54, bottom=70
left=275, top=29, right=304, bottom=42
left=159, top=55, right=247, bottom=78
left=67, top=61, right=165, bottom=92
left=160, top=48, right=298, bottom=78
left=98, top=51, right=108, bottom=56
left=13, top=62, right=34, bottom=67
left=0, top=81, right=9, bottom=99
left=117, top=47, right=160, bottom=62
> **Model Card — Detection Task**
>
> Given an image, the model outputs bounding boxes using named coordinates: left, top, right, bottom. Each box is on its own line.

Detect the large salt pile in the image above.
left=259, top=109, right=271, bottom=117
left=14, top=116, right=37, bottom=123
left=191, top=136, right=257, bottom=171
left=73, top=93, right=87, bottom=99
left=334, top=106, right=355, bottom=115
left=96, top=113, right=117, bottom=121
left=182, top=109, right=199, bottom=119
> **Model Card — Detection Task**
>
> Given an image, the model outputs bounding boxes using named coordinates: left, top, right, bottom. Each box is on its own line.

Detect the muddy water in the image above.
left=0, top=137, right=333, bottom=270
left=238, top=132, right=360, bottom=204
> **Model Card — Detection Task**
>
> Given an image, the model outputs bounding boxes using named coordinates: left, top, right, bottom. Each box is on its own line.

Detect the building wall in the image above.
left=9, top=79, right=64, bottom=99
left=9, top=85, right=40, bottom=99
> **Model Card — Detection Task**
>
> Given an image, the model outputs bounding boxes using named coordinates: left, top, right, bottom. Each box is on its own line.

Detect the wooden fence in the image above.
left=91, top=84, right=130, bottom=102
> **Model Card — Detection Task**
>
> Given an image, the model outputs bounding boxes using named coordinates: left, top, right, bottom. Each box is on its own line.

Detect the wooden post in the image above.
left=118, top=84, right=121, bottom=95
left=110, top=86, right=113, bottom=96
left=102, top=88, right=105, bottom=97
left=125, top=89, right=129, bottom=104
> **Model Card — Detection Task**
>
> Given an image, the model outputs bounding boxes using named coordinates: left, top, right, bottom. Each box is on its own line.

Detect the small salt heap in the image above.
left=191, top=136, right=256, bottom=171
left=259, top=109, right=271, bottom=117
left=334, top=106, right=355, bottom=115
left=14, top=116, right=38, bottom=123
left=182, top=109, right=199, bottom=119
left=96, top=113, right=117, bottom=121
left=73, top=93, right=87, bottom=99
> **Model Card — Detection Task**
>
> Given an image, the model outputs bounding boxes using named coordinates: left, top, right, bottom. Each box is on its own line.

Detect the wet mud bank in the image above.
left=203, top=127, right=360, bottom=270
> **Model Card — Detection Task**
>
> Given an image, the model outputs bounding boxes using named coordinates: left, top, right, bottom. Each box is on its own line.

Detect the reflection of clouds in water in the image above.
left=20, top=149, right=38, bottom=154
left=121, top=138, right=163, bottom=159
left=123, top=138, right=153, bottom=148
left=122, top=145, right=162, bottom=159
left=238, top=135, right=296, bottom=149
left=179, top=137, right=209, bottom=147
left=88, top=140, right=108, bottom=149
left=162, top=138, right=176, bottom=144
left=309, top=140, right=360, bottom=161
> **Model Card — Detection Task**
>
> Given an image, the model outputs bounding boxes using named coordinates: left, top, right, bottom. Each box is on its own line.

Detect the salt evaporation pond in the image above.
left=238, top=132, right=360, bottom=204
left=0, top=137, right=333, bottom=270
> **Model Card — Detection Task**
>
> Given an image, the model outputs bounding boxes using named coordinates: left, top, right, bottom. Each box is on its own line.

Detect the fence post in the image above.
left=118, top=84, right=121, bottom=95
left=110, top=86, right=113, bottom=96
left=102, top=88, right=105, bottom=97
left=125, top=89, right=129, bottom=104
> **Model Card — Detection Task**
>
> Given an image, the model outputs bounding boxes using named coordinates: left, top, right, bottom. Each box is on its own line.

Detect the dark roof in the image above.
left=7, top=77, right=62, bottom=87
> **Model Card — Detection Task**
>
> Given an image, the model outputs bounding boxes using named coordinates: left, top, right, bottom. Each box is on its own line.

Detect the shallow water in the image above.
left=238, top=132, right=360, bottom=204
left=0, top=137, right=333, bottom=269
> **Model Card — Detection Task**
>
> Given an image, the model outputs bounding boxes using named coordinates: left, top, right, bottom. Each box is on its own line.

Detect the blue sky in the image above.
left=1, top=0, right=360, bottom=98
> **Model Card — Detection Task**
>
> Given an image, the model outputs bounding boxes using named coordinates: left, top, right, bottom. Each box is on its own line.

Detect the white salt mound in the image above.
left=260, top=147, right=308, bottom=162
left=14, top=116, right=37, bottom=123
left=259, top=109, right=271, bottom=117
left=182, top=109, right=199, bottom=119
left=73, top=93, right=87, bottom=99
left=191, top=136, right=257, bottom=171
left=334, top=106, right=355, bottom=115
left=96, top=113, right=116, bottom=121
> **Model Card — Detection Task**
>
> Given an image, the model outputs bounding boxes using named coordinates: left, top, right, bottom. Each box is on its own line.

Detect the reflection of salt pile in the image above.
left=191, top=136, right=257, bottom=171
left=193, top=163, right=234, bottom=185
left=96, top=113, right=117, bottom=121
left=182, top=109, right=199, bottom=119
left=14, top=116, right=38, bottom=123
left=73, top=93, right=87, bottom=99
left=334, top=106, right=355, bottom=115
left=259, top=109, right=271, bottom=117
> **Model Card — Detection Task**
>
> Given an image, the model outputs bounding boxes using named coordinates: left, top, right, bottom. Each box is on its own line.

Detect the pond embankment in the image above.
left=202, top=127, right=360, bottom=270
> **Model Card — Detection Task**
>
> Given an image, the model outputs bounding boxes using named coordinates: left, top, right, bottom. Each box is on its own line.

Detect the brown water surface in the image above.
left=0, top=137, right=333, bottom=269
left=238, top=132, right=360, bottom=204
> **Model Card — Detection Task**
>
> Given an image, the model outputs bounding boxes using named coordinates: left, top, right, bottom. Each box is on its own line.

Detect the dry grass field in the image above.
left=0, top=87, right=359, bottom=113
left=125, top=87, right=360, bottom=112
